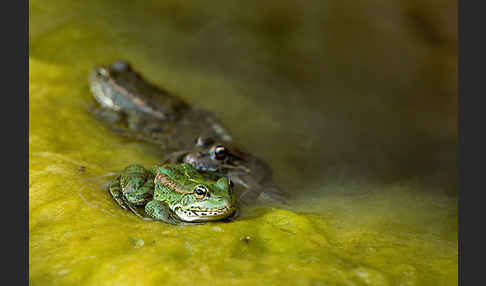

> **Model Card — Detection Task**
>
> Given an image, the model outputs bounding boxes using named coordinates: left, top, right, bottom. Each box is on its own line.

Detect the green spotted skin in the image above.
left=108, top=164, right=155, bottom=218
left=108, top=163, right=237, bottom=225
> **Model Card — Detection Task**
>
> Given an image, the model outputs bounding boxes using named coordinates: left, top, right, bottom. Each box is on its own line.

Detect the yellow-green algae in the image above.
left=30, top=1, right=457, bottom=285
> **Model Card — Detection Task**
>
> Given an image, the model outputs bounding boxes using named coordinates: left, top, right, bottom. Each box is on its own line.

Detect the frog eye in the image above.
left=212, top=145, right=227, bottom=160
left=96, top=68, right=109, bottom=77
left=194, top=185, right=208, bottom=199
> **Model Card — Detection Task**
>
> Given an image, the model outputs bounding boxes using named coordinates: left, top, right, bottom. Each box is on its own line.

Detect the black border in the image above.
left=7, top=0, right=29, bottom=284
left=0, top=0, right=29, bottom=282
left=459, top=1, right=485, bottom=285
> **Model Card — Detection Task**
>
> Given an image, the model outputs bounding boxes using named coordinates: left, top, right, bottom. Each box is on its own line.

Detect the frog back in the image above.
left=103, top=61, right=190, bottom=120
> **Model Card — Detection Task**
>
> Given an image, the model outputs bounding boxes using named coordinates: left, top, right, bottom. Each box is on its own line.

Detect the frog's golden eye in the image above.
left=213, top=145, right=227, bottom=160
left=194, top=185, right=208, bottom=199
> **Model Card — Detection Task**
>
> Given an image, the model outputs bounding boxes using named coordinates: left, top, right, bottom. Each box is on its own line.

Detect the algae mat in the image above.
left=30, top=1, right=457, bottom=285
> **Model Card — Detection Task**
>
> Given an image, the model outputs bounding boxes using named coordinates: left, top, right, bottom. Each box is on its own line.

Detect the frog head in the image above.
left=180, top=137, right=251, bottom=173
left=89, top=61, right=133, bottom=111
left=153, top=163, right=237, bottom=222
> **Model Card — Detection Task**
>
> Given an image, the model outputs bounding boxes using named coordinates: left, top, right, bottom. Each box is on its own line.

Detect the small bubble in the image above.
left=129, top=237, right=145, bottom=248
left=240, top=236, right=251, bottom=243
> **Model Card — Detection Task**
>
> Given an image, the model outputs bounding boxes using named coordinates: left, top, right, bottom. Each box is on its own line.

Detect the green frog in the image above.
left=89, top=60, right=233, bottom=151
left=108, top=163, right=237, bottom=225
left=166, top=137, right=288, bottom=204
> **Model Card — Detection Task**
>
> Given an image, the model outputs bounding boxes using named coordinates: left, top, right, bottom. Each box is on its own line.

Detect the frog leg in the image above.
left=89, top=106, right=144, bottom=139
left=145, top=200, right=186, bottom=225
left=229, top=172, right=287, bottom=204
left=108, top=175, right=129, bottom=211
left=106, top=120, right=172, bottom=148
left=127, top=114, right=166, bottom=134
left=145, top=200, right=200, bottom=225
left=258, top=181, right=288, bottom=204
left=90, top=106, right=123, bottom=124
left=123, top=176, right=155, bottom=206
left=231, top=175, right=263, bottom=205
left=90, top=106, right=153, bottom=139
left=108, top=176, right=145, bottom=218
left=126, top=114, right=146, bottom=132
left=122, top=170, right=156, bottom=218
left=124, top=201, right=147, bottom=218
left=109, top=165, right=155, bottom=218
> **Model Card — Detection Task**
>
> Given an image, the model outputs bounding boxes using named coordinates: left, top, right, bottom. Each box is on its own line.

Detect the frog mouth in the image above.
left=173, top=205, right=237, bottom=222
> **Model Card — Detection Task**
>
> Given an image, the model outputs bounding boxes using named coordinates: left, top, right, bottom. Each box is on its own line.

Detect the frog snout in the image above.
left=184, top=152, right=203, bottom=163
left=183, top=154, right=196, bottom=164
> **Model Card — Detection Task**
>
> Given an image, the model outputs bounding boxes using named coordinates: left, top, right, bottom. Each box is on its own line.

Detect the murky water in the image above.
left=30, top=1, right=457, bottom=285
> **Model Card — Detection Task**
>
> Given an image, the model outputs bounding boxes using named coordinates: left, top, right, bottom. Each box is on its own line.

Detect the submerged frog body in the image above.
left=89, top=61, right=233, bottom=151
left=167, top=137, right=288, bottom=204
left=108, top=163, right=237, bottom=225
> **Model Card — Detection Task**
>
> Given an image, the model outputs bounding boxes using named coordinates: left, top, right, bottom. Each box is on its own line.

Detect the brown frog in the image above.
left=89, top=60, right=233, bottom=151
left=166, top=137, right=287, bottom=204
